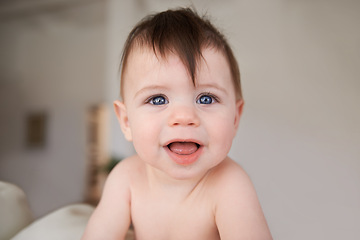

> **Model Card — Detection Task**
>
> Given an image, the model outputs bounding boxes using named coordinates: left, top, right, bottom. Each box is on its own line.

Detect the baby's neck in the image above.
left=144, top=163, right=211, bottom=200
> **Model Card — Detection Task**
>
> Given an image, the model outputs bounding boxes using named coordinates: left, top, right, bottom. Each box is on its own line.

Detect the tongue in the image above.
left=168, top=142, right=198, bottom=155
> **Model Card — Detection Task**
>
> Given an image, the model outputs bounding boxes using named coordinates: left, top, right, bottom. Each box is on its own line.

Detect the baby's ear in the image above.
left=234, top=99, right=244, bottom=131
left=113, top=100, right=132, bottom=141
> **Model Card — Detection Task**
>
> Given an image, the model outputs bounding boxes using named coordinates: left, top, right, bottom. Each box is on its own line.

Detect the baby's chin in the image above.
left=148, top=160, right=217, bottom=182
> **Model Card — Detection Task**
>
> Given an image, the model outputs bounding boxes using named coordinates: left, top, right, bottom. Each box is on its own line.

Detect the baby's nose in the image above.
left=168, top=104, right=200, bottom=127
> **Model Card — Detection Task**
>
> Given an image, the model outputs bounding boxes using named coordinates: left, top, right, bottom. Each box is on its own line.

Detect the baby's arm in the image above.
left=214, top=160, right=272, bottom=240
left=82, top=160, right=131, bottom=240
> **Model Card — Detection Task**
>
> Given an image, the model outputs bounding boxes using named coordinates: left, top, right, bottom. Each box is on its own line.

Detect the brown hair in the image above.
left=120, top=7, right=242, bottom=100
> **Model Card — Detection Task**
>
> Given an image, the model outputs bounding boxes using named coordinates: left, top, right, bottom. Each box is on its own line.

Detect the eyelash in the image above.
left=197, top=92, right=220, bottom=104
left=145, top=94, right=168, bottom=105
left=144, top=92, right=220, bottom=105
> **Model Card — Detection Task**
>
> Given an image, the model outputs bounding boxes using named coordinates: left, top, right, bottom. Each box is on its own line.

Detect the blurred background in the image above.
left=0, top=0, right=359, bottom=239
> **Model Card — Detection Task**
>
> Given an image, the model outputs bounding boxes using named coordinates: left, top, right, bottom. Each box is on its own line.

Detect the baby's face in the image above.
left=117, top=47, right=243, bottom=180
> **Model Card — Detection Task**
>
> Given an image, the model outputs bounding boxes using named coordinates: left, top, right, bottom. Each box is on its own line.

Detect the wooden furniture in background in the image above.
left=85, top=104, right=108, bottom=206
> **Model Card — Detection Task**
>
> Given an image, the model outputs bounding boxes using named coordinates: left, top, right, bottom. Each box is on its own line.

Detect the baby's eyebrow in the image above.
left=196, top=83, right=228, bottom=94
left=134, top=85, right=169, bottom=98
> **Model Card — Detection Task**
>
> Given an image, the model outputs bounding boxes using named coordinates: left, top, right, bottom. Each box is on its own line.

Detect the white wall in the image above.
left=0, top=0, right=106, bottom=218
left=0, top=0, right=358, bottom=238
left=106, top=0, right=360, bottom=239
left=226, top=2, right=360, bottom=239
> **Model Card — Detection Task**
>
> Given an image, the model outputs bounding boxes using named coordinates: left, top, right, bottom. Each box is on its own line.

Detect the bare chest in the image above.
left=130, top=194, right=219, bottom=240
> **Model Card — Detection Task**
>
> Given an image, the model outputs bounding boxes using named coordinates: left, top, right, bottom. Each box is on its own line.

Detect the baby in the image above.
left=82, top=8, right=272, bottom=240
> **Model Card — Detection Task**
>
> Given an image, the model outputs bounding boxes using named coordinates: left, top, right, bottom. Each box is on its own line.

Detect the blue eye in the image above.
left=197, top=95, right=213, bottom=104
left=149, top=95, right=168, bottom=105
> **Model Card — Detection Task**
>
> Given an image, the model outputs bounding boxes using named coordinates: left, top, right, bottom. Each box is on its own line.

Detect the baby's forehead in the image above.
left=128, top=46, right=176, bottom=65
left=127, top=46, right=182, bottom=66
left=126, top=45, right=227, bottom=69
left=120, top=45, right=236, bottom=100
left=123, top=47, right=181, bottom=81
left=125, top=46, right=232, bottom=85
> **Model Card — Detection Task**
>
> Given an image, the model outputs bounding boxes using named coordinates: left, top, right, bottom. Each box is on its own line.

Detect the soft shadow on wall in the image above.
left=0, top=0, right=108, bottom=218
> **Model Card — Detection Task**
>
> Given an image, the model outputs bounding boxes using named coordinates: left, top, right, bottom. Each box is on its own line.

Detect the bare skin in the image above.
left=82, top=47, right=272, bottom=239
left=83, top=155, right=271, bottom=240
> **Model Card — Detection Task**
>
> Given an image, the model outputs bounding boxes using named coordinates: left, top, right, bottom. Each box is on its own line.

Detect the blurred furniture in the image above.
left=0, top=181, right=94, bottom=240
left=0, top=181, right=32, bottom=240
left=86, top=104, right=108, bottom=205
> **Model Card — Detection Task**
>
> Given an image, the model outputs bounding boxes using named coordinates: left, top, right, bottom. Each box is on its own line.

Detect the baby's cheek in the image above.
left=211, top=117, right=235, bottom=149
left=132, top=122, right=159, bottom=152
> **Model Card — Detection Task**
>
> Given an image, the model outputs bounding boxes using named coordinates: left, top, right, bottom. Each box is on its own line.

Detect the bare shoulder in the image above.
left=109, top=155, right=143, bottom=182
left=210, top=158, right=272, bottom=240
left=208, top=158, right=252, bottom=191
left=99, top=155, right=146, bottom=204
left=81, top=155, right=141, bottom=240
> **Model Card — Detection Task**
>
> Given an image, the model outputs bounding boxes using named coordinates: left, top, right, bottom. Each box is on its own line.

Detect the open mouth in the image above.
left=167, top=141, right=200, bottom=155
left=164, top=140, right=203, bottom=165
